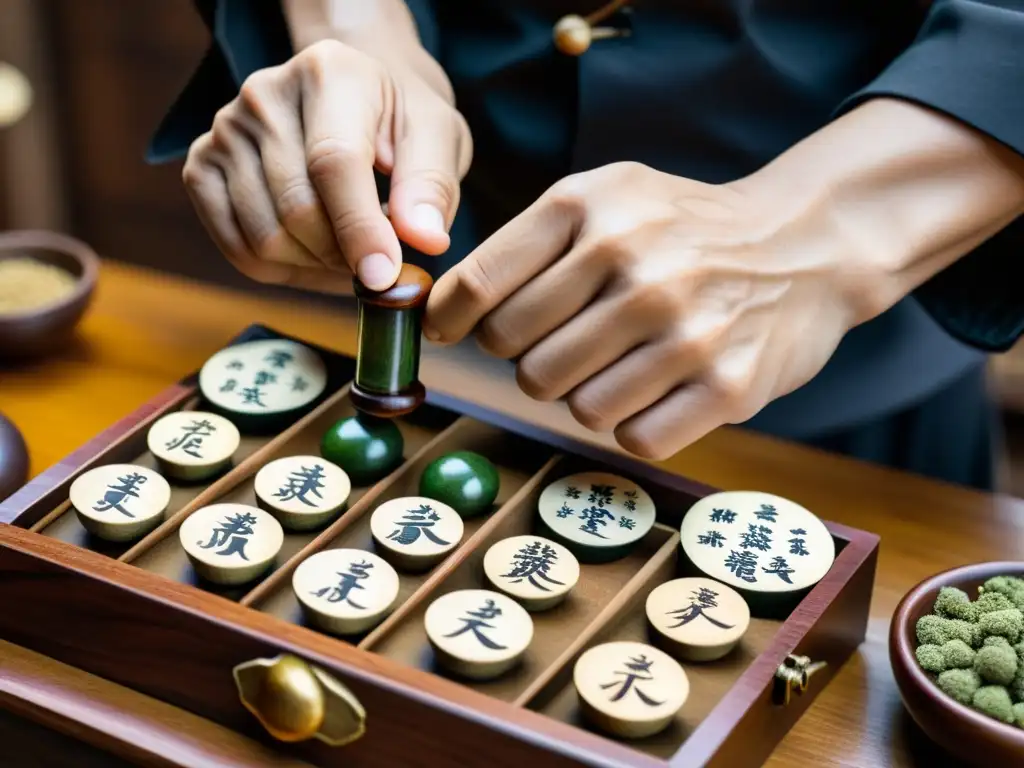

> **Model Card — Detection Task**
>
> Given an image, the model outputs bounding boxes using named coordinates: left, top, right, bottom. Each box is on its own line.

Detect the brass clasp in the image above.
left=773, top=653, right=827, bottom=706
left=233, top=654, right=366, bottom=747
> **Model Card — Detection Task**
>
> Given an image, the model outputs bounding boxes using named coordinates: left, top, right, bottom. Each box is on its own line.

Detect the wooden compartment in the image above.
left=0, top=325, right=880, bottom=768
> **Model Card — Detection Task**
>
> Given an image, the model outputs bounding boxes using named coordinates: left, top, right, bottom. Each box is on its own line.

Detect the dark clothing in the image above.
left=149, top=0, right=1024, bottom=489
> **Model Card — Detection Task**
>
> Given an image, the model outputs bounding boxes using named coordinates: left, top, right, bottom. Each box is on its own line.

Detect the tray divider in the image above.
left=357, top=453, right=567, bottom=650
left=512, top=524, right=680, bottom=708
left=117, top=383, right=355, bottom=564
left=239, top=414, right=484, bottom=607
left=28, top=500, right=72, bottom=533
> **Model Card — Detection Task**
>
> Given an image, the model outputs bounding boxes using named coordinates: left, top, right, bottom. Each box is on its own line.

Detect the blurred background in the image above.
left=1, top=0, right=1022, bottom=494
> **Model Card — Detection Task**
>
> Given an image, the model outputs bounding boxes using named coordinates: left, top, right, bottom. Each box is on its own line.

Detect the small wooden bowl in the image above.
left=890, top=561, right=1024, bottom=765
left=0, top=230, right=98, bottom=359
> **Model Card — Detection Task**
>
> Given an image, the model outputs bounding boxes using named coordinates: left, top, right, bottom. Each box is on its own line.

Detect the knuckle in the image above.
left=307, top=137, right=374, bottom=182
left=667, top=332, right=716, bottom=370
left=275, top=180, right=322, bottom=233
left=707, top=369, right=756, bottom=421
left=567, top=391, right=615, bottom=433
left=406, top=167, right=459, bottom=212
left=454, top=257, right=501, bottom=310
left=237, top=69, right=275, bottom=118
left=543, top=176, right=588, bottom=220
left=515, top=357, right=555, bottom=401
left=614, top=427, right=670, bottom=462
left=475, top=315, right=520, bottom=360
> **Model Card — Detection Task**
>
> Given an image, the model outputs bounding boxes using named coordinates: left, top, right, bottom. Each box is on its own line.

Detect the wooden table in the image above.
left=2, top=259, right=1017, bottom=767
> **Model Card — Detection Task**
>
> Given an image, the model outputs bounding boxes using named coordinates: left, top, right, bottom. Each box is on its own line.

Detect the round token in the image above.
left=198, top=339, right=327, bottom=428
left=147, top=410, right=240, bottom=482
left=419, top=451, right=500, bottom=518
left=483, top=535, right=580, bottom=611
left=369, top=495, right=463, bottom=572
left=180, top=503, right=284, bottom=586
left=645, top=577, right=750, bottom=662
left=69, top=464, right=171, bottom=542
left=292, top=548, right=400, bottom=636
left=320, top=414, right=404, bottom=486
left=424, top=589, right=534, bottom=680
left=537, top=472, right=656, bottom=562
left=573, top=641, right=688, bottom=739
left=679, top=491, right=835, bottom=601
left=254, top=455, right=351, bottom=531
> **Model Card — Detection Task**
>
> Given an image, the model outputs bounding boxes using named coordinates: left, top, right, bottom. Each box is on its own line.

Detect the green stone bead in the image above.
left=419, top=451, right=500, bottom=518
left=320, top=414, right=404, bottom=486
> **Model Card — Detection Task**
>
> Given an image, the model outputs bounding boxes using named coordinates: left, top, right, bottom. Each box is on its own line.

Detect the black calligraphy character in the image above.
left=697, top=530, right=726, bottom=548
left=555, top=502, right=575, bottom=519
left=578, top=506, right=615, bottom=538
left=239, top=386, right=268, bottom=408
left=273, top=464, right=327, bottom=507
left=292, top=375, right=309, bottom=392
left=623, top=489, right=638, bottom=512
left=500, top=541, right=564, bottom=592
left=600, top=655, right=665, bottom=706
left=264, top=349, right=294, bottom=369
left=619, top=516, right=636, bottom=530
left=738, top=523, right=773, bottom=552
left=92, top=472, right=148, bottom=518
left=442, top=599, right=507, bottom=649
left=710, top=508, right=737, bottom=524
left=198, top=511, right=258, bottom=559
left=665, top=587, right=736, bottom=630
left=253, top=370, right=277, bottom=386
left=754, top=503, right=778, bottom=523
left=588, top=484, right=615, bottom=507
left=220, top=378, right=237, bottom=393
left=724, top=549, right=759, bottom=583
left=788, top=528, right=810, bottom=556
left=164, top=418, right=217, bottom=459
left=763, top=556, right=795, bottom=584
left=226, top=360, right=244, bottom=371
left=387, top=504, right=451, bottom=546
left=311, top=560, right=373, bottom=609
left=564, top=486, right=581, bottom=500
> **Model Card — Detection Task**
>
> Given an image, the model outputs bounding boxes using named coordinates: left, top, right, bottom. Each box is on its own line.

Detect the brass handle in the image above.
left=233, top=654, right=366, bottom=747
left=773, top=653, right=827, bottom=706
left=553, top=1, right=633, bottom=56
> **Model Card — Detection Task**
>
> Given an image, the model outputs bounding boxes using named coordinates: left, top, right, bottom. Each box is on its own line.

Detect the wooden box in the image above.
left=0, top=325, right=879, bottom=768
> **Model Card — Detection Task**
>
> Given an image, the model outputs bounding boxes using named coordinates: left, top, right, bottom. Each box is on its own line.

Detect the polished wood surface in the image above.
left=1, top=259, right=1019, bottom=766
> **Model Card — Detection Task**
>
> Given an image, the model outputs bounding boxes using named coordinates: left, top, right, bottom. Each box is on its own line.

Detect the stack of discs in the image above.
left=536, top=471, right=656, bottom=563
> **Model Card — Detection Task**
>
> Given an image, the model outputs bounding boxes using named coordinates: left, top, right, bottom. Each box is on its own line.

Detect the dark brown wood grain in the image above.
left=353, top=264, right=433, bottom=310
left=890, top=562, right=1024, bottom=767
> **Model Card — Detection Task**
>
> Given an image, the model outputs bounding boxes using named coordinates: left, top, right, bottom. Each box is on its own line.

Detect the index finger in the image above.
left=301, top=54, right=402, bottom=290
left=423, top=192, right=578, bottom=343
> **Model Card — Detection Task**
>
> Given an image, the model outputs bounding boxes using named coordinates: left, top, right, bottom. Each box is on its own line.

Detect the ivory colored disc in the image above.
left=147, top=411, right=240, bottom=477
left=69, top=464, right=171, bottom=541
left=424, top=589, right=533, bottom=676
left=293, top=548, right=399, bottom=634
left=645, top=577, right=750, bottom=661
left=180, top=503, right=283, bottom=584
left=0, top=62, right=32, bottom=128
left=369, top=496, right=463, bottom=569
left=254, top=455, right=350, bottom=528
left=573, top=641, right=688, bottom=739
left=680, top=491, right=835, bottom=594
left=482, top=535, right=580, bottom=608
left=199, top=339, right=327, bottom=416
left=538, top=472, right=656, bottom=553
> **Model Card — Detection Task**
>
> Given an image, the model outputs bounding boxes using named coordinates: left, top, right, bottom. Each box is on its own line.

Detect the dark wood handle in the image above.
left=353, top=263, right=433, bottom=310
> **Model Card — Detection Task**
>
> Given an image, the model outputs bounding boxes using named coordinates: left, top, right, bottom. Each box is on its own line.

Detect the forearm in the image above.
left=737, top=98, right=1024, bottom=324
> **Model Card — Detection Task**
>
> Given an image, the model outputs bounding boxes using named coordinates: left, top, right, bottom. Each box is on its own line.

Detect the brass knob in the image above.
left=773, top=653, right=827, bottom=706
left=233, top=654, right=366, bottom=747
left=553, top=2, right=632, bottom=56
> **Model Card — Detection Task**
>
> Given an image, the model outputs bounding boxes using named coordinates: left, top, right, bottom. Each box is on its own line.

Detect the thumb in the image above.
left=387, top=101, right=471, bottom=256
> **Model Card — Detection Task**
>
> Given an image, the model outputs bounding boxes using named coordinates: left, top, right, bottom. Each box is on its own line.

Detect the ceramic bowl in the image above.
left=890, top=561, right=1024, bottom=766
left=0, top=229, right=98, bottom=359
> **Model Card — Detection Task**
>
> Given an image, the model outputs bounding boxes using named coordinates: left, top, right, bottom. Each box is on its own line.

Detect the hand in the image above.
left=182, top=38, right=472, bottom=292
left=424, top=161, right=879, bottom=460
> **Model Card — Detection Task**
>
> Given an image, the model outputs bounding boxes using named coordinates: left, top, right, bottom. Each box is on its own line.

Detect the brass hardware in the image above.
left=773, top=654, right=827, bottom=706
left=553, top=1, right=633, bottom=56
left=233, top=654, right=366, bottom=747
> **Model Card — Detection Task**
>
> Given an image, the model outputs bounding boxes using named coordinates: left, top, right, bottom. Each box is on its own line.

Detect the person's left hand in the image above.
left=423, top=161, right=891, bottom=460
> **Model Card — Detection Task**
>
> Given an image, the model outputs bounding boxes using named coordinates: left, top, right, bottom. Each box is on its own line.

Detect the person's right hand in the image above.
left=182, top=38, right=473, bottom=292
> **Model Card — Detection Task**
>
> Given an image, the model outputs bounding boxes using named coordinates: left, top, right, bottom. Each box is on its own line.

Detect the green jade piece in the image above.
left=420, top=451, right=501, bottom=518
left=320, top=414, right=404, bottom=486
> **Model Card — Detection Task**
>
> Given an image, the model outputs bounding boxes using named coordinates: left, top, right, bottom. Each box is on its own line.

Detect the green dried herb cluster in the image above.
left=914, top=576, right=1024, bottom=727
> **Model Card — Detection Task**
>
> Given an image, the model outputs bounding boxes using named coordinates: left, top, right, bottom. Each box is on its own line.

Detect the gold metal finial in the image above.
left=553, top=1, right=632, bottom=56
left=773, top=653, right=828, bottom=706
left=233, top=654, right=366, bottom=747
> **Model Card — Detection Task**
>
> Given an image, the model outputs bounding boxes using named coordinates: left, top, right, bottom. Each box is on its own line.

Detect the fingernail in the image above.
left=356, top=252, right=395, bottom=290
left=411, top=204, right=446, bottom=234
left=422, top=322, right=441, bottom=342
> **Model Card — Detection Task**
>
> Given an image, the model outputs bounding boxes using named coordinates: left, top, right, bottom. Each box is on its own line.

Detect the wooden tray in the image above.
left=0, top=324, right=879, bottom=768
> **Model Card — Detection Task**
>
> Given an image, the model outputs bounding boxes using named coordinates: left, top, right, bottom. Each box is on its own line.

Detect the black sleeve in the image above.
left=834, top=0, right=1024, bottom=353
left=146, top=0, right=440, bottom=164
